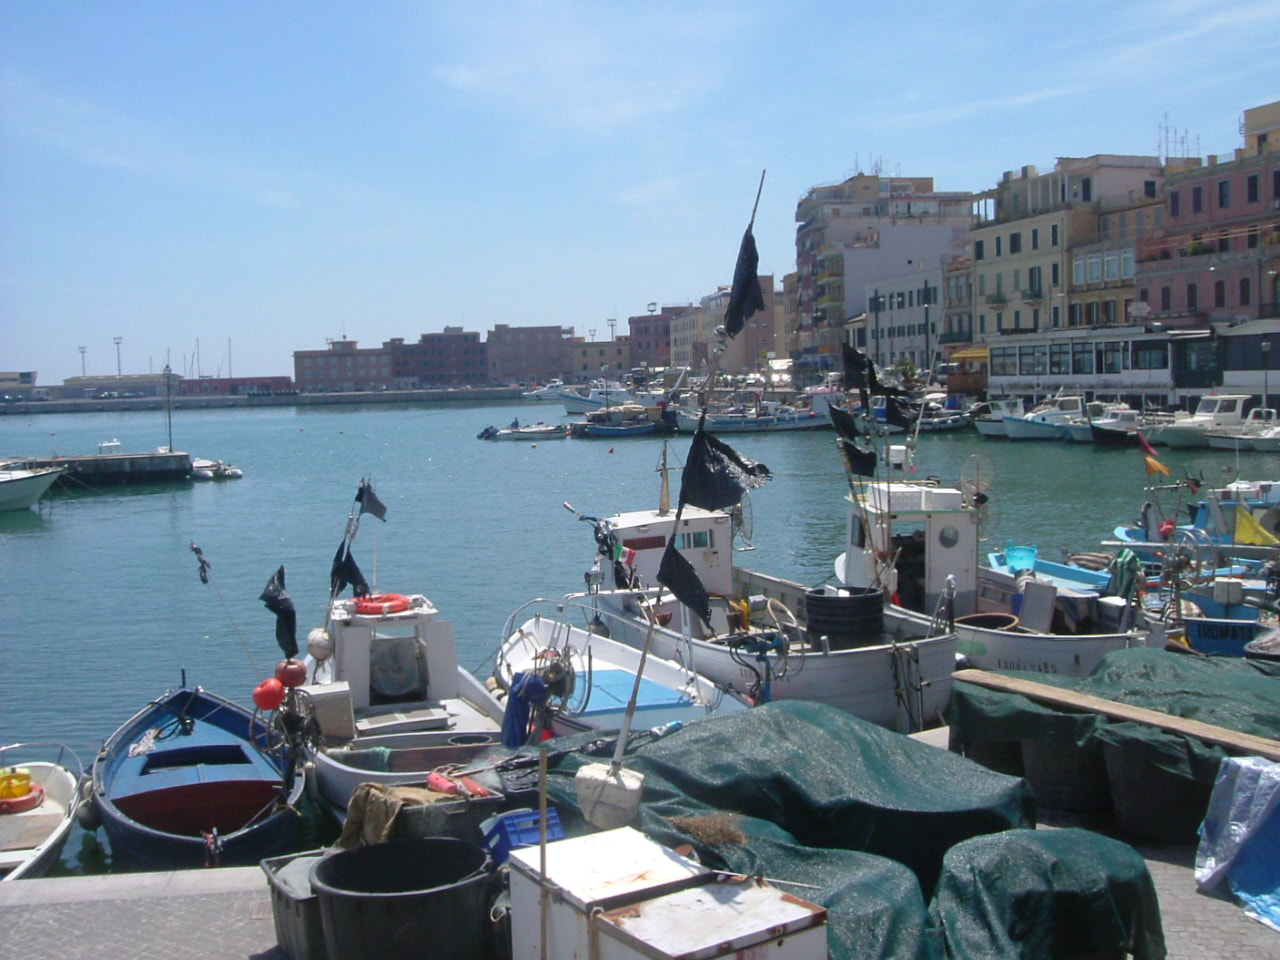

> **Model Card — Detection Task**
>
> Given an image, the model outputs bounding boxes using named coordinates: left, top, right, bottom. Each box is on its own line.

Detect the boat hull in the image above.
left=973, top=418, right=1008, bottom=438
left=0, top=468, right=64, bottom=511
left=0, top=745, right=82, bottom=881
left=1002, top=417, right=1069, bottom=441
left=92, top=688, right=304, bottom=869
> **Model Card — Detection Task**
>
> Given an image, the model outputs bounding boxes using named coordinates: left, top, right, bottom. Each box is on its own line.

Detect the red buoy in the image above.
left=275, top=659, right=308, bottom=688
left=253, top=677, right=286, bottom=712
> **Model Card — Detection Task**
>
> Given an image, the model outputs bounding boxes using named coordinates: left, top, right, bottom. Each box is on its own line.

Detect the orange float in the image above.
left=354, top=593, right=411, bottom=616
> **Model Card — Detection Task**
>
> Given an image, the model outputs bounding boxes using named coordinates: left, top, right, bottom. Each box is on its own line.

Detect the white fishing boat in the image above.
left=1205, top=408, right=1277, bottom=451
left=0, top=742, right=83, bottom=881
left=1002, top=394, right=1087, bottom=441
left=832, top=463, right=1147, bottom=676
left=675, top=401, right=827, bottom=433
left=558, top=380, right=634, bottom=415
left=521, top=379, right=565, bottom=402
left=554, top=493, right=955, bottom=732
left=478, top=421, right=568, bottom=441
left=190, top=458, right=244, bottom=480
left=296, top=592, right=507, bottom=814
left=1251, top=424, right=1280, bottom=453
left=1155, top=394, right=1254, bottom=449
left=969, top=398, right=1024, bottom=438
left=0, top=465, right=64, bottom=512
left=491, top=598, right=750, bottom=741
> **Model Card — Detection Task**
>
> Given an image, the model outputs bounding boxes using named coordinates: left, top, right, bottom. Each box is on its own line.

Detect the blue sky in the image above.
left=3, top=1, right=1277, bottom=384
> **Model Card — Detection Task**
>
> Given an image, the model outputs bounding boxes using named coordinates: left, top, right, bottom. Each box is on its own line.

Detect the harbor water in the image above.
left=2, top=401, right=1278, bottom=874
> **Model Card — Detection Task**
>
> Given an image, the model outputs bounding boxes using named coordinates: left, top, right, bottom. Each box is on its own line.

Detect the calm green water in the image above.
left=2, top=401, right=1277, bottom=872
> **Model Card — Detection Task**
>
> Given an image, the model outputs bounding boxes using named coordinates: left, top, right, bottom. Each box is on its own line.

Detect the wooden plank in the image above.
left=953, top=668, right=1280, bottom=760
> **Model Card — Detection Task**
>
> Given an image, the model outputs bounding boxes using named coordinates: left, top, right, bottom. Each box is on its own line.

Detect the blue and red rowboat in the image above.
left=91, top=685, right=304, bottom=869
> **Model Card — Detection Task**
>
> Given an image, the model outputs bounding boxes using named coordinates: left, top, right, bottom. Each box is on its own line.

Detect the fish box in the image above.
left=508, top=827, right=708, bottom=960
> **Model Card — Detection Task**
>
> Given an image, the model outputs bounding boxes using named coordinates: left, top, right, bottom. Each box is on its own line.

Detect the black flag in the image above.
left=657, top=540, right=712, bottom=629
left=838, top=439, right=878, bottom=478
left=356, top=480, right=387, bottom=521
left=722, top=224, right=765, bottom=338
left=678, top=418, right=771, bottom=511
left=259, top=566, right=299, bottom=659
left=884, top=395, right=915, bottom=431
left=842, top=343, right=867, bottom=390
left=190, top=542, right=212, bottom=584
left=827, top=402, right=862, bottom=445
left=867, top=361, right=911, bottom=400
left=330, top=542, right=370, bottom=598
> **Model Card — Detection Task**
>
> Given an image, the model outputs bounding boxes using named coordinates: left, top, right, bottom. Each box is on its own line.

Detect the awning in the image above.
left=947, top=346, right=990, bottom=362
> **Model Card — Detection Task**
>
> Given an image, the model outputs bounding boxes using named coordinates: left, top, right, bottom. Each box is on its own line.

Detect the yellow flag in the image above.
left=1144, top=454, right=1170, bottom=477
left=1236, top=503, right=1280, bottom=546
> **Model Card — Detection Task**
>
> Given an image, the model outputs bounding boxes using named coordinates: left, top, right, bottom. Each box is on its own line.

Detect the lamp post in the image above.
left=920, top=279, right=932, bottom=380
left=113, top=336, right=122, bottom=378
left=78, top=346, right=86, bottom=377
left=607, top=318, right=616, bottom=341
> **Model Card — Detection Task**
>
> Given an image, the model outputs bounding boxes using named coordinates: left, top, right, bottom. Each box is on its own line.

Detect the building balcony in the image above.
left=1020, top=288, right=1044, bottom=302
left=937, top=331, right=970, bottom=345
left=985, top=292, right=1008, bottom=305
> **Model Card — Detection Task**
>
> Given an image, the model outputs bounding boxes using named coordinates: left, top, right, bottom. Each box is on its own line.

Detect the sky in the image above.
left=2, top=1, right=1278, bottom=384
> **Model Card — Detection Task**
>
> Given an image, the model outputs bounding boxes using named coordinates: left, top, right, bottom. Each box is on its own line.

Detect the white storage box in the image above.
left=299, top=681, right=356, bottom=741
left=594, top=880, right=827, bottom=960
left=508, top=827, right=708, bottom=960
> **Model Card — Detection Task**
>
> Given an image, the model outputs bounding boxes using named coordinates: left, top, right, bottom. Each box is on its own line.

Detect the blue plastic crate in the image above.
left=483, top=808, right=564, bottom=865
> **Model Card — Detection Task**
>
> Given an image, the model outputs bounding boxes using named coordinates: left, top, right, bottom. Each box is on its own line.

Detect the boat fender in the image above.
left=354, top=593, right=412, bottom=616
left=1159, top=519, right=1176, bottom=540
left=0, top=783, right=45, bottom=814
left=426, top=771, right=461, bottom=795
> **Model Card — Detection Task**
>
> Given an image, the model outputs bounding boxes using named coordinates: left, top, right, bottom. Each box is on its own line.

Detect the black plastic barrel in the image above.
left=805, top=586, right=884, bottom=649
left=310, top=837, right=492, bottom=960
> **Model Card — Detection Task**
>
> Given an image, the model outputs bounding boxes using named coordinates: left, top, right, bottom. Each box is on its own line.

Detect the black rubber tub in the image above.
left=805, top=586, right=884, bottom=649
left=309, top=837, right=492, bottom=960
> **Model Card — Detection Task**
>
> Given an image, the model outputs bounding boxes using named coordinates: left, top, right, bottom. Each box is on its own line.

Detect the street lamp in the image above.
left=607, top=318, right=616, bottom=341
left=78, top=346, right=86, bottom=377
left=113, top=336, right=123, bottom=378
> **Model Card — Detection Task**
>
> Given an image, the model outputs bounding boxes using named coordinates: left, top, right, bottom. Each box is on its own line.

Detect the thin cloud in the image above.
left=2, top=71, right=302, bottom=210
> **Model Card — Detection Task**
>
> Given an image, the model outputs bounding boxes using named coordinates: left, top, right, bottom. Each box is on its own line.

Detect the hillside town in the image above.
left=5, top=98, right=1278, bottom=412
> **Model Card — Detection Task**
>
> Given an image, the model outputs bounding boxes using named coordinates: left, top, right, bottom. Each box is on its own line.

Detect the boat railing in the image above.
left=0, top=741, right=84, bottom=784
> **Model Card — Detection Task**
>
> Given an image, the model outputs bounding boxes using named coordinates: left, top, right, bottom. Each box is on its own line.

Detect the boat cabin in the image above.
left=836, top=483, right=981, bottom=618
left=304, top=595, right=464, bottom=740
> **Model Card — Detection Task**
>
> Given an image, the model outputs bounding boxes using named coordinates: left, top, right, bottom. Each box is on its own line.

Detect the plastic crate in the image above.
left=261, top=849, right=332, bottom=960
left=483, top=808, right=564, bottom=866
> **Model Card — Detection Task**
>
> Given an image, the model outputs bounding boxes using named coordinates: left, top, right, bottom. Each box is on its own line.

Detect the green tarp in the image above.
left=948, top=647, right=1280, bottom=784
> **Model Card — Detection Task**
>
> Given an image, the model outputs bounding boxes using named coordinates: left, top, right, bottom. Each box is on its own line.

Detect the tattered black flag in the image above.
left=827, top=402, right=862, bottom=445
left=884, top=395, right=916, bottom=431
left=678, top=417, right=771, bottom=511
left=330, top=541, right=370, bottom=598
left=356, top=480, right=387, bottom=521
left=657, top=540, right=712, bottom=629
left=722, top=224, right=765, bottom=339
left=259, top=566, right=299, bottom=659
left=837, top=439, right=878, bottom=478
left=842, top=343, right=868, bottom=391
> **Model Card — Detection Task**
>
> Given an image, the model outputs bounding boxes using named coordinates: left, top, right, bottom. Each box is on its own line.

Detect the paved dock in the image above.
left=1, top=838, right=1276, bottom=960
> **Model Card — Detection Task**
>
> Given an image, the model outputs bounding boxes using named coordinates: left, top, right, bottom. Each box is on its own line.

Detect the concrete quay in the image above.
left=0, top=837, right=1276, bottom=960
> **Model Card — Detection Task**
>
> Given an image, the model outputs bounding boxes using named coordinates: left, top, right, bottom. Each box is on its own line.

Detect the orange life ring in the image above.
left=0, top=783, right=45, bottom=815
left=354, top=593, right=412, bottom=616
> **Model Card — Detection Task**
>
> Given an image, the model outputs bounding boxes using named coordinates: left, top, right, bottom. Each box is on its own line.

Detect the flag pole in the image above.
left=749, top=169, right=766, bottom=227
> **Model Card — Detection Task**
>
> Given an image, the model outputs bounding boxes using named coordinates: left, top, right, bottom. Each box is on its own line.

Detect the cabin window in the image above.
left=937, top=526, right=960, bottom=548
left=676, top=530, right=711, bottom=550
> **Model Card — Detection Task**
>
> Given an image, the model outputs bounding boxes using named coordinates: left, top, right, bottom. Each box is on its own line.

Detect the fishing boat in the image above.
left=190, top=458, right=244, bottom=480
left=1001, top=394, right=1087, bottom=441
left=294, top=592, right=507, bottom=815
left=521, top=379, right=565, bottom=402
left=0, top=464, right=64, bottom=512
left=1205, top=408, right=1278, bottom=451
left=913, top=403, right=971, bottom=433
left=491, top=598, right=750, bottom=741
left=1089, top=408, right=1175, bottom=446
left=1250, top=424, right=1280, bottom=452
left=575, top=418, right=661, bottom=438
left=550, top=494, right=955, bottom=732
left=674, top=401, right=827, bottom=433
left=558, top=380, right=634, bottom=415
left=832, top=477, right=1148, bottom=676
left=1154, top=394, right=1254, bottom=449
left=477, top=421, right=568, bottom=441
left=969, top=398, right=1024, bottom=438
left=91, top=686, right=306, bottom=869
left=0, top=742, right=83, bottom=881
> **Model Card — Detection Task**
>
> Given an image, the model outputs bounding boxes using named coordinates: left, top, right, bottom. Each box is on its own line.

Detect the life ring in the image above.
left=354, top=593, right=411, bottom=616
left=1258, top=507, right=1280, bottom=541
left=0, top=783, right=45, bottom=815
